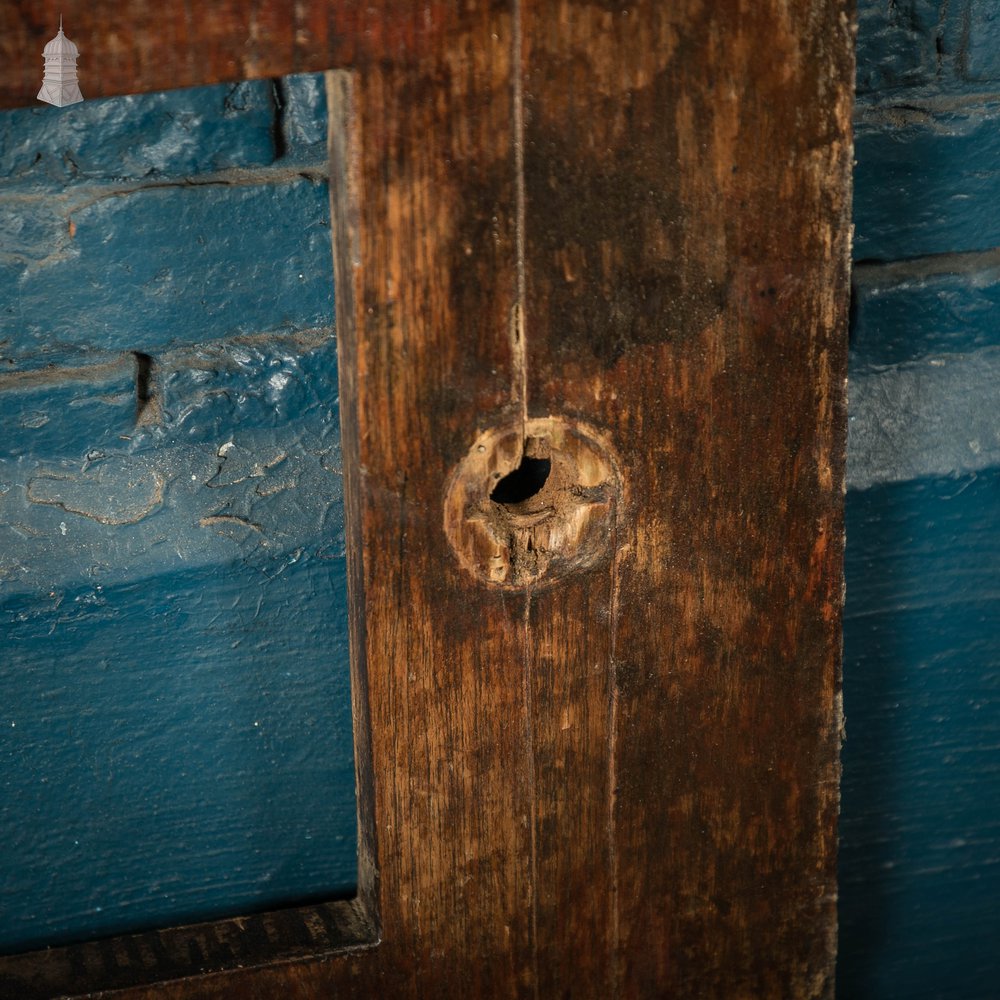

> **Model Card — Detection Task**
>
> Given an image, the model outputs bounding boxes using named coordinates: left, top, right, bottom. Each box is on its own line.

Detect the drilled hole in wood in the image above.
left=490, top=454, right=550, bottom=505
left=445, top=418, right=622, bottom=588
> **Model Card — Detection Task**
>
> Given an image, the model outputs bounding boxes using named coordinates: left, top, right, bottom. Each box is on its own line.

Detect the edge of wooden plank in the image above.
left=0, top=897, right=376, bottom=1000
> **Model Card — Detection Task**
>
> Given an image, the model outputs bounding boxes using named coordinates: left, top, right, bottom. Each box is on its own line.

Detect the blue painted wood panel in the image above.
left=854, top=96, right=1000, bottom=261
left=0, top=75, right=357, bottom=953
left=856, top=0, right=1000, bottom=95
left=840, top=471, right=1000, bottom=999
left=841, top=3, right=1000, bottom=995
left=853, top=1, right=1000, bottom=261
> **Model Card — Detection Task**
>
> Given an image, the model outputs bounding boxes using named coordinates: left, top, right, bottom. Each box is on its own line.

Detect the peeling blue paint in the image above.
left=854, top=96, right=1000, bottom=261
left=0, top=73, right=356, bottom=953
left=0, top=81, right=278, bottom=188
left=841, top=5, right=1000, bottom=996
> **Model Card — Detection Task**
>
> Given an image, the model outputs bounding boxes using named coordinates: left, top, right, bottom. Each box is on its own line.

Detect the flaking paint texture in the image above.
left=841, top=3, right=1000, bottom=995
left=0, top=73, right=357, bottom=952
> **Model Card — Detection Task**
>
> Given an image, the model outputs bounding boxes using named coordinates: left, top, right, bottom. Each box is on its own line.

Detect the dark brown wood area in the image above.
left=520, top=5, right=853, bottom=994
left=0, top=1, right=460, bottom=109
left=0, top=1, right=853, bottom=996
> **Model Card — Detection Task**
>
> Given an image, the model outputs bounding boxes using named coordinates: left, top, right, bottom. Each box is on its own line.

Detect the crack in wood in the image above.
left=512, top=0, right=528, bottom=453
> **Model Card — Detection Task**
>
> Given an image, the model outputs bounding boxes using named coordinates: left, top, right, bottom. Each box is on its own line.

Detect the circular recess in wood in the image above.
left=444, top=417, right=622, bottom=589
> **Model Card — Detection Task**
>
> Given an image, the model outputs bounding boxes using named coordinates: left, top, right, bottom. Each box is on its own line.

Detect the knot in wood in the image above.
left=444, top=418, right=621, bottom=589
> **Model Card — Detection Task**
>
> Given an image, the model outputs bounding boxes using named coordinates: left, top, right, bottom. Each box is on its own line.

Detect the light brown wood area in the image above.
left=0, top=2, right=853, bottom=997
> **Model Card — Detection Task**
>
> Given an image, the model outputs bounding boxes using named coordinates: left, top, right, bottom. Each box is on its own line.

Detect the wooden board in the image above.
left=0, top=2, right=853, bottom=996
left=0, top=0, right=344, bottom=108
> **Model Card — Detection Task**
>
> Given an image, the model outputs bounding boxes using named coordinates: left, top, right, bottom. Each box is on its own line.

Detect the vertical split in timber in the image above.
left=325, top=1, right=851, bottom=994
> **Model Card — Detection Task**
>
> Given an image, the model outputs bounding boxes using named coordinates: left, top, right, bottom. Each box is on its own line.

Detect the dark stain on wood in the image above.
left=520, top=2, right=852, bottom=997
left=522, top=119, right=729, bottom=367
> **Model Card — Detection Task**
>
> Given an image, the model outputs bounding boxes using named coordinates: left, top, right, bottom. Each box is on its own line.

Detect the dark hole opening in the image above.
left=490, top=455, right=551, bottom=505
left=133, top=351, right=154, bottom=421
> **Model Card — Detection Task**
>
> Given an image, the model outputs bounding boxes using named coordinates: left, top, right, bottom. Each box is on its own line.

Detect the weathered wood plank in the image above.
left=1, top=0, right=324, bottom=109
left=0, top=897, right=374, bottom=1000
left=0, top=1, right=474, bottom=110
left=518, top=2, right=853, bottom=995
left=322, top=12, right=537, bottom=990
left=0, top=1, right=853, bottom=996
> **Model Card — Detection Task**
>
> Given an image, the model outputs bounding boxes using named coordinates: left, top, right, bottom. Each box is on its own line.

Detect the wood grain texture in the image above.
left=518, top=4, right=853, bottom=995
left=0, top=1, right=853, bottom=996
left=0, top=0, right=458, bottom=110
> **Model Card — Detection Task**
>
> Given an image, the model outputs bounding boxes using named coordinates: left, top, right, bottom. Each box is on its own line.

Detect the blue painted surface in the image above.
left=854, top=96, right=1000, bottom=262
left=855, top=0, right=1000, bottom=95
left=854, top=0, right=943, bottom=95
left=959, top=2, right=1000, bottom=82
left=840, top=3, right=1000, bottom=995
left=0, top=77, right=331, bottom=364
left=1, top=557, right=355, bottom=954
left=0, top=74, right=357, bottom=953
left=8, top=179, right=334, bottom=358
left=0, top=81, right=276, bottom=188
left=852, top=253, right=1000, bottom=368
left=853, top=0, right=1000, bottom=261
left=840, top=472, right=1000, bottom=1000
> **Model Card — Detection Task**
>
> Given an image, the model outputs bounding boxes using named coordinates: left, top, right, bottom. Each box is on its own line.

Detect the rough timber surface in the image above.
left=1, top=1, right=467, bottom=110
left=0, top=1, right=852, bottom=997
